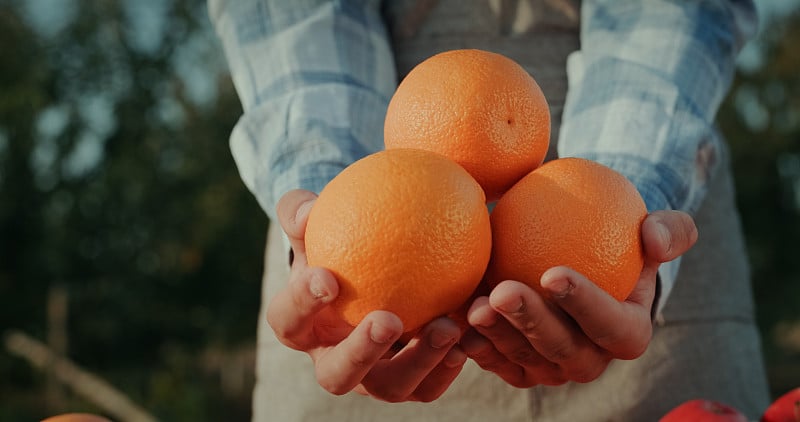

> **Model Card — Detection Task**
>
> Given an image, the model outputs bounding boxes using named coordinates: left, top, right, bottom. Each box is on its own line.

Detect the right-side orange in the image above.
left=485, top=157, right=647, bottom=301
left=304, top=148, right=492, bottom=333
left=384, top=49, right=551, bottom=202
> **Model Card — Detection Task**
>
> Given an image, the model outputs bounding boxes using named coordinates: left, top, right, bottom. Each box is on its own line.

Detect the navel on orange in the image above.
left=304, top=148, right=492, bottom=332
left=486, top=157, right=647, bottom=301
left=384, top=49, right=551, bottom=202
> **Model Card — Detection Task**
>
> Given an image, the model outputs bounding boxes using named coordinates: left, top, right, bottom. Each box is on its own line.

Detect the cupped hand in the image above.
left=266, top=189, right=468, bottom=402
left=461, top=210, right=698, bottom=387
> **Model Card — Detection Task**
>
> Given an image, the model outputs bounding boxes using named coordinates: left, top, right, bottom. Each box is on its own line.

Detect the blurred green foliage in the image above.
left=721, top=7, right=800, bottom=396
left=0, top=1, right=798, bottom=420
left=0, top=0, right=265, bottom=420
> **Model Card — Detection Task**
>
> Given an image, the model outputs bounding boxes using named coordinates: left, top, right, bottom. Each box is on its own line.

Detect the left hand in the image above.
left=268, top=189, right=468, bottom=402
left=460, top=210, right=698, bottom=387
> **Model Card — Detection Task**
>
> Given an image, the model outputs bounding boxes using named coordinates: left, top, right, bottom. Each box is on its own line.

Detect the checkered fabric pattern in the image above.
left=209, top=0, right=757, bottom=312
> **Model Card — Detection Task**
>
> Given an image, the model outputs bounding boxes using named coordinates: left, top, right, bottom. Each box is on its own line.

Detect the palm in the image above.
left=462, top=210, right=698, bottom=386
left=266, top=189, right=468, bottom=402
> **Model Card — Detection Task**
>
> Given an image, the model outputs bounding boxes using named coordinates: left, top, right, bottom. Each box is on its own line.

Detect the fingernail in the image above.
left=543, top=276, right=574, bottom=299
left=370, top=321, right=397, bottom=344
left=657, top=221, right=673, bottom=255
left=496, top=296, right=524, bottom=314
left=429, top=330, right=456, bottom=349
left=296, top=200, right=315, bottom=221
left=443, top=346, right=467, bottom=368
left=308, top=273, right=330, bottom=302
left=473, top=311, right=497, bottom=328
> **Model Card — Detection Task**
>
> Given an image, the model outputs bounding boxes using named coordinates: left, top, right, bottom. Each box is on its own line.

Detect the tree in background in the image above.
left=720, top=6, right=800, bottom=396
left=0, top=0, right=798, bottom=420
left=0, top=1, right=265, bottom=420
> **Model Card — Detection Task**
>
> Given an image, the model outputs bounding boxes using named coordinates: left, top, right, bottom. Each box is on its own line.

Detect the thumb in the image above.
left=276, top=189, right=318, bottom=258
left=642, top=210, right=698, bottom=264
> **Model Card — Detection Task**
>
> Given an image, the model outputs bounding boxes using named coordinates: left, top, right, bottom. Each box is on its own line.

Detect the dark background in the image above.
left=1, top=0, right=798, bottom=420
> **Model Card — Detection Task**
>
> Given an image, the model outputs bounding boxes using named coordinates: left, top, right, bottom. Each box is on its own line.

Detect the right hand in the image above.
left=461, top=210, right=698, bottom=387
left=266, top=189, right=468, bottom=402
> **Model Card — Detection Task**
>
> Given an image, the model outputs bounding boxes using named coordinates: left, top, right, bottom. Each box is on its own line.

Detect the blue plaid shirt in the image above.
left=209, top=0, right=756, bottom=313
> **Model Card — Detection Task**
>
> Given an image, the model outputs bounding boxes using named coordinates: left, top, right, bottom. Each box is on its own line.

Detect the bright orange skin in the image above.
left=305, top=149, right=492, bottom=333
left=384, top=49, right=551, bottom=202
left=41, top=414, right=112, bottom=422
left=487, top=157, right=647, bottom=301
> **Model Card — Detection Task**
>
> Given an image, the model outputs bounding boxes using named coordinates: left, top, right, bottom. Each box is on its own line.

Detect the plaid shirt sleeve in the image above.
left=210, top=0, right=756, bottom=313
left=559, top=0, right=757, bottom=315
left=208, top=0, right=395, bottom=221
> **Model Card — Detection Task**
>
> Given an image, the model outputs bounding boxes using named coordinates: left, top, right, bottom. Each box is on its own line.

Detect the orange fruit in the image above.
left=486, top=157, right=647, bottom=301
left=305, top=148, right=492, bottom=332
left=41, top=414, right=112, bottom=422
left=384, top=49, right=551, bottom=202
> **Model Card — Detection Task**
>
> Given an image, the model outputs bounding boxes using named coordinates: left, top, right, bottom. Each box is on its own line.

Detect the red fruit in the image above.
left=761, top=387, right=800, bottom=422
left=41, top=414, right=111, bottom=422
left=660, top=399, right=748, bottom=422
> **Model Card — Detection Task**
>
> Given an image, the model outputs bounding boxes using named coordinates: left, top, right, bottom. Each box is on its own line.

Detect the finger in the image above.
left=629, top=210, right=697, bottom=315
left=626, top=260, right=659, bottom=311
left=487, top=280, right=609, bottom=382
left=642, top=210, right=698, bottom=264
left=540, top=267, right=652, bottom=360
left=360, top=317, right=461, bottom=402
left=460, top=329, right=531, bottom=387
left=352, top=347, right=466, bottom=400
left=467, top=295, right=500, bottom=328
left=466, top=296, right=564, bottom=386
left=313, top=311, right=403, bottom=396
left=410, top=346, right=467, bottom=402
left=624, top=214, right=667, bottom=310
left=474, top=288, right=552, bottom=365
left=276, top=189, right=318, bottom=258
left=266, top=266, right=338, bottom=350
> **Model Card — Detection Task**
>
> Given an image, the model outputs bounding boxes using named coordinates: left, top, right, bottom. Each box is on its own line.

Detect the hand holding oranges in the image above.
left=462, top=209, right=697, bottom=387
left=267, top=48, right=699, bottom=398
left=267, top=189, right=469, bottom=403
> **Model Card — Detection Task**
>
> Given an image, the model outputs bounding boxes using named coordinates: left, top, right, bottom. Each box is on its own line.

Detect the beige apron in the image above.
left=252, top=1, right=770, bottom=420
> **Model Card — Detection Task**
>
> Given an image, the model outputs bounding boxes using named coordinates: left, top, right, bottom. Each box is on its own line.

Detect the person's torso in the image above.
left=382, top=0, right=755, bottom=324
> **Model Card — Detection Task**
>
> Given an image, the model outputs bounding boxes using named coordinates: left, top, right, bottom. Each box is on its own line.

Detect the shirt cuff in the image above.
left=210, top=0, right=396, bottom=220
left=558, top=0, right=758, bottom=315
left=229, top=83, right=388, bottom=221
left=655, top=257, right=681, bottom=323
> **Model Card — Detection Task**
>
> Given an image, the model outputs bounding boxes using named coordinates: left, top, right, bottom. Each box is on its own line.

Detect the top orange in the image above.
left=384, top=49, right=551, bottom=202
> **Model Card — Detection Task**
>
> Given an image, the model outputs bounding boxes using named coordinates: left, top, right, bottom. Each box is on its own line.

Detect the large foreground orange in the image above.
left=305, top=148, right=492, bottom=332
left=384, top=49, right=551, bottom=202
left=486, top=157, right=647, bottom=301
